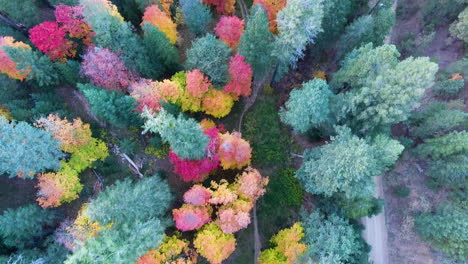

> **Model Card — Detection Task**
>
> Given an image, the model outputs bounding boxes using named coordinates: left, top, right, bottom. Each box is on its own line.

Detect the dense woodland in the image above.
left=0, top=0, right=466, bottom=263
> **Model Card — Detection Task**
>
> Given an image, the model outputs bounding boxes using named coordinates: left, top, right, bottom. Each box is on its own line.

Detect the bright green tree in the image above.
left=415, top=195, right=468, bottom=261
left=79, top=83, right=142, bottom=128
left=296, top=126, right=403, bottom=199
left=274, top=0, right=324, bottom=79
left=186, top=34, right=231, bottom=86
left=280, top=79, right=333, bottom=133
left=450, top=7, right=468, bottom=43
left=143, top=108, right=209, bottom=160
left=238, top=4, right=275, bottom=79
left=0, top=204, right=57, bottom=249
left=415, top=130, right=468, bottom=160
left=301, top=211, right=363, bottom=263
left=331, top=44, right=438, bottom=134
left=0, top=117, right=63, bottom=178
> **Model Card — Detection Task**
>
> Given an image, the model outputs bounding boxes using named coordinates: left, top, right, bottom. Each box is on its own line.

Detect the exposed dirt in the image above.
left=383, top=1, right=466, bottom=263
left=383, top=153, right=450, bottom=264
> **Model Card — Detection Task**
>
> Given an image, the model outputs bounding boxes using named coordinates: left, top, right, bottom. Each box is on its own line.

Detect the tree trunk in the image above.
left=0, top=13, right=28, bottom=35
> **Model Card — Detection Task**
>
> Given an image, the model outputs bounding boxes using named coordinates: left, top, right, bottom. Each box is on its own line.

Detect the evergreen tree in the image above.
left=301, top=211, right=364, bottom=263
left=331, top=44, right=438, bottom=134
left=66, top=175, right=173, bottom=264
left=274, top=0, right=324, bottom=79
left=415, top=195, right=468, bottom=261
left=450, top=7, right=468, bottom=43
left=4, top=47, right=60, bottom=88
left=0, top=75, right=32, bottom=121
left=186, top=34, right=231, bottom=86
left=314, top=0, right=352, bottom=51
left=427, top=154, right=468, bottom=188
left=143, top=108, right=209, bottom=160
left=336, top=5, right=395, bottom=58
left=0, top=0, right=43, bottom=28
left=142, top=22, right=180, bottom=74
left=238, top=5, right=275, bottom=79
left=180, top=0, right=212, bottom=36
left=0, top=117, right=63, bottom=178
left=84, top=176, right=173, bottom=225
left=296, top=126, right=402, bottom=200
left=79, top=83, right=142, bottom=128
left=280, top=79, right=333, bottom=134
left=415, top=130, right=468, bottom=160
left=335, top=15, right=374, bottom=59
left=0, top=204, right=57, bottom=249
left=409, top=102, right=467, bottom=139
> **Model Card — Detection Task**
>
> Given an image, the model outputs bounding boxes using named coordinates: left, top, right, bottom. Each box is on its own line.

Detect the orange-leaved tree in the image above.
left=143, top=4, right=178, bottom=44
left=0, top=36, right=31, bottom=80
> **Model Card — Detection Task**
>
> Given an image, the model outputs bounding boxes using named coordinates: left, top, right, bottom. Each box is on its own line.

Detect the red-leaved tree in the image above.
left=172, top=204, right=212, bottom=231
left=81, top=47, right=138, bottom=91
left=168, top=127, right=220, bottom=182
left=54, top=4, right=93, bottom=46
left=129, top=79, right=162, bottom=111
left=214, top=16, right=244, bottom=49
left=186, top=69, right=211, bottom=98
left=224, top=54, right=253, bottom=98
left=184, top=185, right=212, bottom=206
left=29, top=5, right=93, bottom=62
left=29, top=21, right=76, bottom=61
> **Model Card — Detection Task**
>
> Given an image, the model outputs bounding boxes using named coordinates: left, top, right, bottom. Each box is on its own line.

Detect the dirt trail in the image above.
left=362, top=175, right=389, bottom=264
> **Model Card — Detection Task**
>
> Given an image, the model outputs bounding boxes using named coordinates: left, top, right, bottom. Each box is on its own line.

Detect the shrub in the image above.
left=393, top=186, right=411, bottom=198
left=409, top=102, right=466, bottom=139
left=415, top=196, right=468, bottom=261
left=433, top=79, right=464, bottom=98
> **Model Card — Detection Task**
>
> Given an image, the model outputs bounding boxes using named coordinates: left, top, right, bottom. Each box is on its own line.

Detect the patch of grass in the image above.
left=243, top=95, right=291, bottom=168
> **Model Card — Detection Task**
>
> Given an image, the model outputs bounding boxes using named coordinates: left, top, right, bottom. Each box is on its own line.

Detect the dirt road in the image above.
left=362, top=175, right=389, bottom=264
